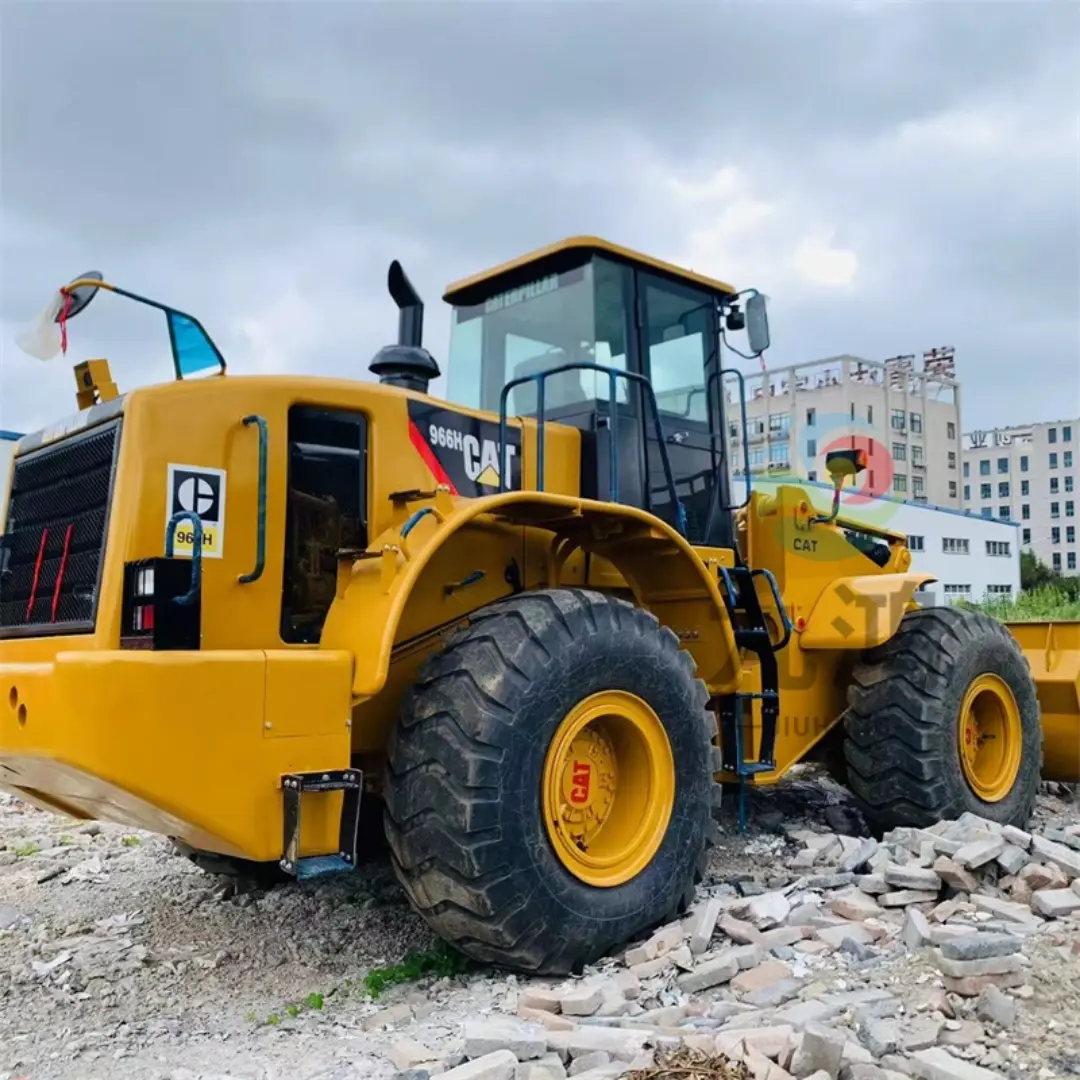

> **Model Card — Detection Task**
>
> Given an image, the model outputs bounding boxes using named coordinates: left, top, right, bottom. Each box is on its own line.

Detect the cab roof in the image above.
left=442, top=236, right=737, bottom=308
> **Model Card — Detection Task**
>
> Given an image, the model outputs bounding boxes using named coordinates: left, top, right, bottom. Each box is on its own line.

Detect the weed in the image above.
left=245, top=1010, right=258, bottom=1023
left=266, top=1013, right=280, bottom=1026
left=362, top=941, right=470, bottom=998
left=13, top=841, right=40, bottom=858
left=968, top=585, right=1080, bottom=622
left=121, top=836, right=142, bottom=848
left=305, top=992, right=325, bottom=1011
left=58, top=835, right=75, bottom=847
left=286, top=1005, right=299, bottom=1019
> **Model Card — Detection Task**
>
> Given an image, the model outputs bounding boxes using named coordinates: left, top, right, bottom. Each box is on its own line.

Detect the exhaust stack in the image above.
left=368, top=260, right=440, bottom=393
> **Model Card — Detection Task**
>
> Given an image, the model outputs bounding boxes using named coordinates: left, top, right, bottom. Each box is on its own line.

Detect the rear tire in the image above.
left=383, top=588, right=717, bottom=975
left=844, top=607, right=1042, bottom=831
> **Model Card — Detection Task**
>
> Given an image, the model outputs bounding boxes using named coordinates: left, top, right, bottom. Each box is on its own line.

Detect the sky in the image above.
left=1, top=0, right=1079, bottom=437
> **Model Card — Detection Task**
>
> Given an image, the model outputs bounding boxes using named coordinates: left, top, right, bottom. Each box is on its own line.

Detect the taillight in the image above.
left=120, top=557, right=200, bottom=650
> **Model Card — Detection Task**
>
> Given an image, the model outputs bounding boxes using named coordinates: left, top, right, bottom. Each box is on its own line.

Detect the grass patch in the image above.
left=13, top=841, right=40, bottom=858
left=121, top=835, right=142, bottom=847
left=967, top=585, right=1080, bottom=623
left=362, top=941, right=471, bottom=998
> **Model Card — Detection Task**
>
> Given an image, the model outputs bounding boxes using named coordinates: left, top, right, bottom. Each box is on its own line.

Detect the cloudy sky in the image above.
left=1, top=0, right=1078, bottom=437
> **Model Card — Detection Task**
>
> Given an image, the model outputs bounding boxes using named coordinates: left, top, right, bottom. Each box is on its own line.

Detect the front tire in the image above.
left=844, top=607, right=1042, bottom=831
left=383, top=588, right=717, bottom=975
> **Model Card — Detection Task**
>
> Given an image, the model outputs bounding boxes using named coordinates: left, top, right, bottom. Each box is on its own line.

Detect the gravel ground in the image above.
left=2, top=770, right=1078, bottom=1080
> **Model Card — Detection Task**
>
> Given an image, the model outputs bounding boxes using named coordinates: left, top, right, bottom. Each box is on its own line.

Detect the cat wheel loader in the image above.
left=2, top=238, right=1077, bottom=975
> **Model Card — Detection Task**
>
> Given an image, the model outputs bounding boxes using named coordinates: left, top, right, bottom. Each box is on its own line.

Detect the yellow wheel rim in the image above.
left=542, top=690, right=675, bottom=888
left=958, top=673, right=1022, bottom=803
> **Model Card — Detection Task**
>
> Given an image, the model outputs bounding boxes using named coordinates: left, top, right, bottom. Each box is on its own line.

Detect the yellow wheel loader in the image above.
left=1, top=238, right=1076, bottom=975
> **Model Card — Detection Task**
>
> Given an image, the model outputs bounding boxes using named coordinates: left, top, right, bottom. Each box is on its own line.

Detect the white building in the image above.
left=962, top=417, right=1079, bottom=577
left=0, top=430, right=19, bottom=525
left=736, top=475, right=1020, bottom=606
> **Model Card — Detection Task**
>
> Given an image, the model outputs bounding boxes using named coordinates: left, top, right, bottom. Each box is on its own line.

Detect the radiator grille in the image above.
left=0, top=422, right=120, bottom=634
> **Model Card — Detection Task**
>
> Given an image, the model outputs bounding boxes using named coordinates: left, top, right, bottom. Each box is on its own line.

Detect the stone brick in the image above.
left=857, top=874, right=889, bottom=895
left=931, top=949, right=1023, bottom=978
left=879, top=889, right=939, bottom=908
left=623, top=941, right=656, bottom=966
left=790, top=1022, right=846, bottom=1079
left=363, top=1003, right=414, bottom=1031
left=688, top=895, right=725, bottom=954
left=970, top=895, right=1041, bottom=928
left=744, top=978, right=804, bottom=1009
left=647, top=920, right=686, bottom=956
left=516, top=1059, right=568, bottom=1080
left=932, top=857, right=979, bottom=893
left=517, top=1007, right=576, bottom=1032
left=721, top=914, right=766, bottom=945
left=941, top=970, right=1028, bottom=997
left=1017, top=861, right=1066, bottom=891
left=909, top=1046, right=1004, bottom=1080
left=732, top=959, right=794, bottom=995
left=995, top=844, right=1030, bottom=877
left=974, top=984, right=1017, bottom=1029
left=939, top=931, right=1021, bottom=961
left=609, top=970, right=640, bottom=1000
left=729, top=943, right=766, bottom=969
left=560, top=986, right=604, bottom=1017
left=839, top=837, right=879, bottom=874
left=795, top=940, right=833, bottom=956
left=565, top=1027, right=649, bottom=1062
left=828, top=891, right=884, bottom=921
left=567, top=1053, right=609, bottom=1076
left=859, top=1019, right=900, bottom=1059
left=816, top=923, right=875, bottom=949
left=676, top=951, right=740, bottom=992
left=1031, top=887, right=1080, bottom=918
left=937, top=1021, right=985, bottom=1048
left=628, top=954, right=673, bottom=980
left=465, top=1019, right=547, bottom=1062
left=884, top=865, right=943, bottom=892
left=953, top=837, right=1004, bottom=870
left=387, top=1040, right=441, bottom=1071
left=742, top=1025, right=797, bottom=1059
left=442, top=1053, right=520, bottom=1080
left=928, top=899, right=962, bottom=923
left=760, top=926, right=808, bottom=950
left=1031, top=834, right=1080, bottom=877
left=519, top=990, right=562, bottom=1014
left=1001, top=825, right=1031, bottom=850
left=902, top=908, right=932, bottom=951
left=748, top=891, right=792, bottom=929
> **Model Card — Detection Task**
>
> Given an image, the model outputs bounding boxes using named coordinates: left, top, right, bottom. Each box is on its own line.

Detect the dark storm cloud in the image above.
left=1, top=0, right=1078, bottom=433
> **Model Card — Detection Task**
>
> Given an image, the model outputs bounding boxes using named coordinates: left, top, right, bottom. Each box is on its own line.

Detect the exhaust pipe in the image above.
left=388, top=260, right=423, bottom=348
left=369, top=260, right=440, bottom=393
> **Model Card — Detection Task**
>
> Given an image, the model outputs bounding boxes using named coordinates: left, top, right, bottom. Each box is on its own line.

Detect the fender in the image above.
left=320, top=490, right=744, bottom=700
left=799, top=572, right=937, bottom=650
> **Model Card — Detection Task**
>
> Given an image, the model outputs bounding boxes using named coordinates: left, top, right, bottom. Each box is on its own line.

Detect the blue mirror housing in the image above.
left=166, top=309, right=226, bottom=379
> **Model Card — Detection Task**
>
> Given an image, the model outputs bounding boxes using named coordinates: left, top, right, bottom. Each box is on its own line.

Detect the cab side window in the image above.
left=280, top=406, right=368, bottom=644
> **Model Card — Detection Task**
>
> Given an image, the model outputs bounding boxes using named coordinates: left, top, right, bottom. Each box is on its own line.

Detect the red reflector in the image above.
left=143, top=605, right=155, bottom=630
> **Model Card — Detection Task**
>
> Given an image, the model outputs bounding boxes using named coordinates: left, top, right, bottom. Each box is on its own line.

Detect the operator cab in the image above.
left=442, top=237, right=768, bottom=548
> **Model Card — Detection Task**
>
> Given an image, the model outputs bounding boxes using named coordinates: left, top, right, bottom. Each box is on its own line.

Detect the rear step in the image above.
left=715, top=565, right=792, bottom=831
left=280, top=769, right=363, bottom=881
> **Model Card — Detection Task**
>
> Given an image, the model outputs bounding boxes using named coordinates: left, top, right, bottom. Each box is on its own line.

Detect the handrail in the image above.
left=238, top=414, right=268, bottom=584
left=497, top=361, right=687, bottom=536
left=719, top=367, right=752, bottom=510
left=164, top=511, right=203, bottom=606
left=752, top=568, right=793, bottom=650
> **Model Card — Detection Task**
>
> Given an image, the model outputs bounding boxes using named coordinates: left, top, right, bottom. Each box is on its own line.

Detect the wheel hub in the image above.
left=958, top=673, right=1022, bottom=803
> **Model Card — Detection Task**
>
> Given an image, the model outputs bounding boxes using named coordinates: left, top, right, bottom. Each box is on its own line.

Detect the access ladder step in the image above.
left=280, top=768, right=363, bottom=879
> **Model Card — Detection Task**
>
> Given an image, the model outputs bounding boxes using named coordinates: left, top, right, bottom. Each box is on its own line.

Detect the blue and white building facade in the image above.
left=0, top=430, right=21, bottom=525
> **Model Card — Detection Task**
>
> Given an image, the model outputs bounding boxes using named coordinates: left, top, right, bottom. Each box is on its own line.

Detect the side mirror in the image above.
left=59, top=272, right=105, bottom=320
left=745, top=292, right=770, bottom=355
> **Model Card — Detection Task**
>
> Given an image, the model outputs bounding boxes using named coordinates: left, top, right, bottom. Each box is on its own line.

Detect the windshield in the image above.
left=446, top=259, right=630, bottom=416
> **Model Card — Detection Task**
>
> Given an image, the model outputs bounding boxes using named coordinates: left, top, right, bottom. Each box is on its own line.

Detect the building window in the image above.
left=963, top=484, right=970, bottom=501
left=999, top=482, right=1009, bottom=498
left=1052, top=502, right=1060, bottom=518
left=1049, top=427, right=1058, bottom=443
left=807, top=470, right=817, bottom=482
left=1065, top=425, right=1073, bottom=442
left=1052, top=527, right=1061, bottom=545
left=947, top=421, right=956, bottom=439
left=981, top=483, right=992, bottom=499
left=1020, top=455, right=1029, bottom=472
left=963, top=461, right=970, bottom=478
left=1068, top=526, right=1076, bottom=545
left=769, top=412, right=791, bottom=435
left=1050, top=452, right=1058, bottom=469
left=1068, top=477, right=1076, bottom=494
left=908, top=535, right=925, bottom=551
left=769, top=442, right=791, bottom=465
left=949, top=480, right=958, bottom=498
left=1067, top=501, right=1075, bottom=517
left=1065, top=451, right=1074, bottom=468
left=893, top=443, right=907, bottom=461
left=806, top=438, right=817, bottom=458
left=1053, top=553, right=1062, bottom=571
left=948, top=450, right=957, bottom=469
left=748, top=447, right=766, bottom=466
left=910, top=412, right=923, bottom=434
left=942, top=537, right=971, bottom=555
left=1022, top=504, right=1030, bottom=520
left=1051, top=477, right=1060, bottom=494
left=750, top=419, right=765, bottom=436
left=986, top=584, right=1012, bottom=596
left=980, top=459, right=990, bottom=476
left=986, top=540, right=1011, bottom=556
left=806, top=408, right=816, bottom=426
left=891, top=409, right=906, bottom=431
left=997, top=457, right=1008, bottom=474
left=981, top=508, right=993, bottom=519
left=1022, top=528, right=1031, bottom=545
left=867, top=405, right=873, bottom=423
left=912, top=445, right=925, bottom=467
left=1021, top=480, right=1029, bottom=496
left=944, top=584, right=972, bottom=604
left=913, top=477, right=925, bottom=497
left=893, top=474, right=908, bottom=493
left=1070, top=552, right=1077, bottom=571
left=998, top=505, right=1010, bottom=519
